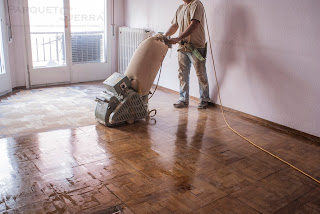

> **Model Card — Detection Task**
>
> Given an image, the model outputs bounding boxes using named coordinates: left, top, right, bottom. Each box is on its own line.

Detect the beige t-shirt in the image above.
left=171, top=0, right=206, bottom=49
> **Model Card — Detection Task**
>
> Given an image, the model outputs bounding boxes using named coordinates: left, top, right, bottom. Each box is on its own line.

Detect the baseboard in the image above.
left=210, top=102, right=320, bottom=144
left=154, top=85, right=320, bottom=144
left=12, top=86, right=27, bottom=91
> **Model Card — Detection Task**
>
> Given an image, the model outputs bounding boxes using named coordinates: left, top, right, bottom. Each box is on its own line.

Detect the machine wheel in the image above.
left=127, top=119, right=134, bottom=124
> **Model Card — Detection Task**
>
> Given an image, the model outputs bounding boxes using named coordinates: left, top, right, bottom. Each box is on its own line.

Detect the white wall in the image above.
left=111, top=0, right=125, bottom=75
left=7, top=0, right=28, bottom=88
left=124, top=0, right=320, bottom=137
left=7, top=0, right=125, bottom=88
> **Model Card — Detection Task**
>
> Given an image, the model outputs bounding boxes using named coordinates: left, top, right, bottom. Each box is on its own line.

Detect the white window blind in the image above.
left=71, top=32, right=104, bottom=63
left=70, top=0, right=106, bottom=64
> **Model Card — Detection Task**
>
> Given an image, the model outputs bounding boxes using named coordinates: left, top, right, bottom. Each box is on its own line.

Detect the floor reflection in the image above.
left=173, top=110, right=208, bottom=192
left=0, top=135, right=55, bottom=211
left=37, top=129, right=75, bottom=179
left=1, top=82, right=319, bottom=213
left=0, top=139, right=15, bottom=185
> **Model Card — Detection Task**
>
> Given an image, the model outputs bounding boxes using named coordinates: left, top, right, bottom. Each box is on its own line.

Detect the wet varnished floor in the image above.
left=0, top=82, right=319, bottom=213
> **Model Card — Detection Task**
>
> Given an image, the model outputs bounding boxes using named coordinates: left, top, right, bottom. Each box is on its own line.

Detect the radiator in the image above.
left=118, top=27, right=152, bottom=74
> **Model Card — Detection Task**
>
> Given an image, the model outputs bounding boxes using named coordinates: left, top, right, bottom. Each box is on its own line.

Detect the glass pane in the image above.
left=28, top=0, right=66, bottom=68
left=70, top=0, right=106, bottom=64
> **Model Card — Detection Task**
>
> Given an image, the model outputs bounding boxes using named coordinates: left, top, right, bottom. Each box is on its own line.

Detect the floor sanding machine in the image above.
left=95, top=35, right=170, bottom=126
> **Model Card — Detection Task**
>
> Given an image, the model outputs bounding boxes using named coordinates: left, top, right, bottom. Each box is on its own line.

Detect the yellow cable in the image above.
left=201, top=1, right=320, bottom=185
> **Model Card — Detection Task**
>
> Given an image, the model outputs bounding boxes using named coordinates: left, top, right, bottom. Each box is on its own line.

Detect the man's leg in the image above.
left=191, top=48, right=210, bottom=108
left=174, top=51, right=192, bottom=108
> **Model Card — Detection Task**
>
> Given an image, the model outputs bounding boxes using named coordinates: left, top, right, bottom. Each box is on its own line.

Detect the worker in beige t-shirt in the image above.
left=165, top=0, right=210, bottom=109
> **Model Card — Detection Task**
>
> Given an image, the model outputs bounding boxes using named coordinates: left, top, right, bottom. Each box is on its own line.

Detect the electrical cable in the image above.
left=200, top=1, right=320, bottom=185
left=148, top=64, right=163, bottom=100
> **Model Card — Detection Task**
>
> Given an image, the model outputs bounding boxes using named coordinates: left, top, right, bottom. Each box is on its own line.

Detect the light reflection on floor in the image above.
left=0, top=139, right=14, bottom=185
left=0, top=83, right=319, bottom=213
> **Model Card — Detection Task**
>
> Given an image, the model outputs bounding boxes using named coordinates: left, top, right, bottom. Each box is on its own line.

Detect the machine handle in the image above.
left=95, top=96, right=109, bottom=103
left=162, top=35, right=172, bottom=48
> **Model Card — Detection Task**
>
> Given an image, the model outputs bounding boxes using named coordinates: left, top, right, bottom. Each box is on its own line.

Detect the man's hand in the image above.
left=165, top=20, right=200, bottom=45
left=155, top=33, right=164, bottom=41
left=168, top=37, right=181, bottom=44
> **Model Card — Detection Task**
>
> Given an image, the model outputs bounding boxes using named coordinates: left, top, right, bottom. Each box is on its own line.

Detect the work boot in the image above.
left=198, top=101, right=208, bottom=109
left=173, top=100, right=188, bottom=108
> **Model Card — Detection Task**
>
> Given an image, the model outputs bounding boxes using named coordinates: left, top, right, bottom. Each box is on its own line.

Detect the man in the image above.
left=165, top=0, right=210, bottom=109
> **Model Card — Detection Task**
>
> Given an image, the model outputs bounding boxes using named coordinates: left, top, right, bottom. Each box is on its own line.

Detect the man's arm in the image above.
left=164, top=24, right=179, bottom=37
left=169, top=20, right=200, bottom=44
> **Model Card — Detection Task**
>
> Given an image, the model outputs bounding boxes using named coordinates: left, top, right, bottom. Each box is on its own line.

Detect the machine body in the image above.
left=95, top=35, right=169, bottom=126
left=95, top=72, right=148, bottom=126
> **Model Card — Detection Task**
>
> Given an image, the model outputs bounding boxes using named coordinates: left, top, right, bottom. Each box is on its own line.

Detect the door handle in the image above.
left=65, top=16, right=69, bottom=29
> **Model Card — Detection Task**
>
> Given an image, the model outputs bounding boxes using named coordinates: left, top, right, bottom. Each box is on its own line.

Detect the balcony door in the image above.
left=0, top=0, right=12, bottom=95
left=24, top=0, right=110, bottom=87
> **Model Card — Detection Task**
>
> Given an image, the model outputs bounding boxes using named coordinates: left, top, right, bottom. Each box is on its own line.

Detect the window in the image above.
left=28, top=0, right=66, bottom=68
left=70, top=0, right=106, bottom=64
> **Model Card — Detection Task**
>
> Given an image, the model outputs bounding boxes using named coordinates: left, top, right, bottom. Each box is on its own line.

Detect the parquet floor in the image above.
left=0, top=82, right=319, bottom=213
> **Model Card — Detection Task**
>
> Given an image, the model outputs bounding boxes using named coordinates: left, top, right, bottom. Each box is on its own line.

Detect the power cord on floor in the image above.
left=149, top=64, right=163, bottom=100
left=200, top=1, right=320, bottom=185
